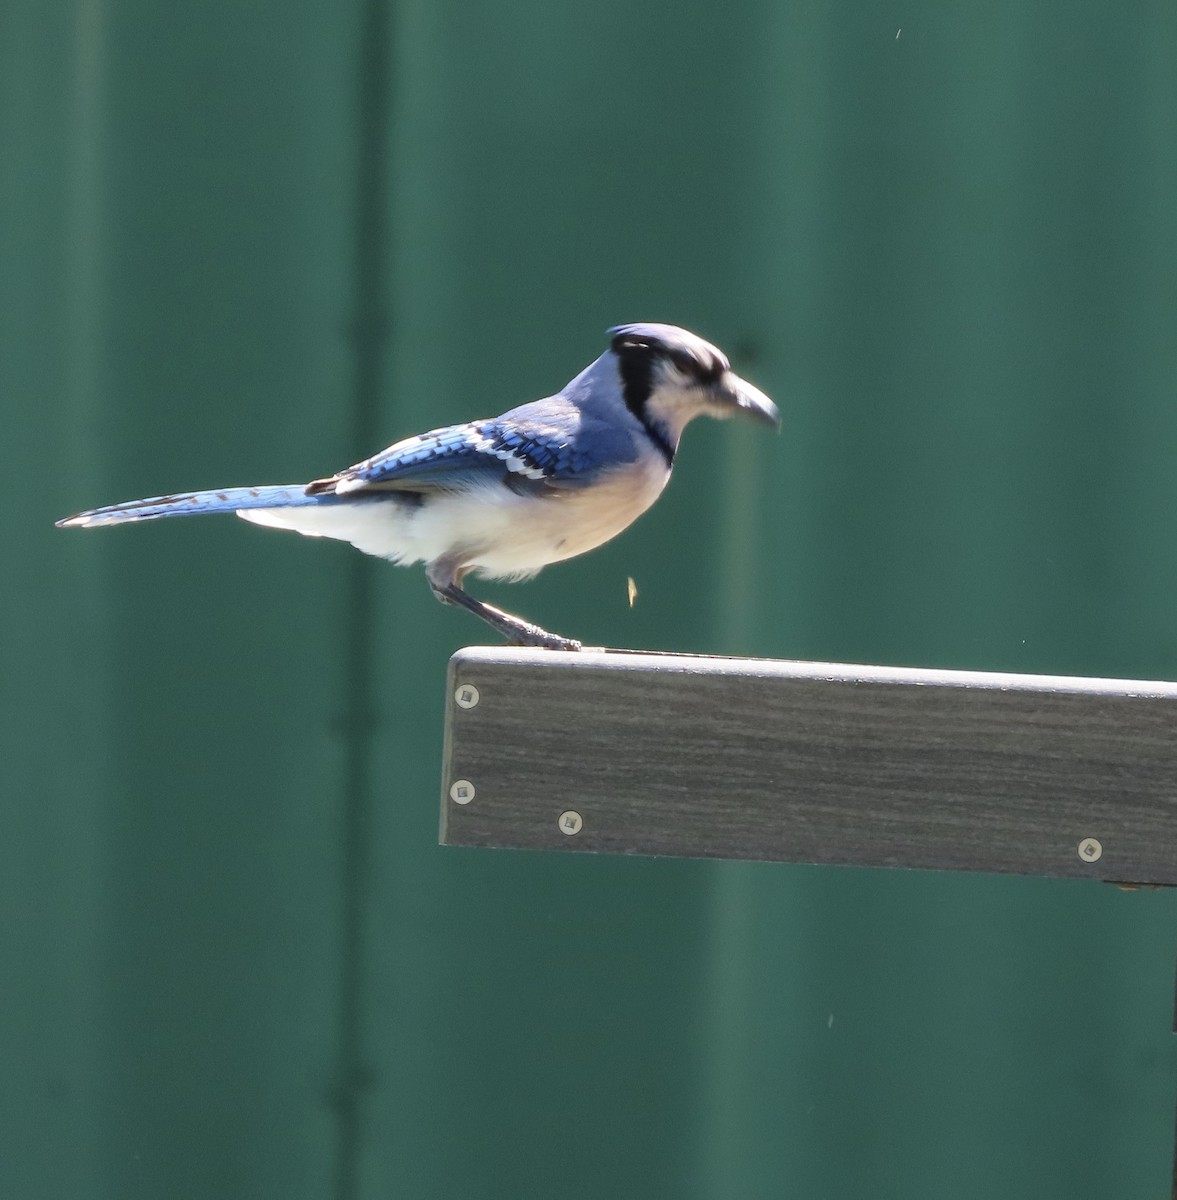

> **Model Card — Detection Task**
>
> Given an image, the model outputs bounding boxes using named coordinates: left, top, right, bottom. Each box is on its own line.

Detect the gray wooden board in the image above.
left=440, top=647, right=1177, bottom=883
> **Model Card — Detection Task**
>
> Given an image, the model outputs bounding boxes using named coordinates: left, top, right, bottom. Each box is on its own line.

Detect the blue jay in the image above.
left=58, top=323, right=778, bottom=650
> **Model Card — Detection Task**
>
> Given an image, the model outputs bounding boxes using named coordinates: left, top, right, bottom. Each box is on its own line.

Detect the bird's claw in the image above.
left=511, top=626, right=583, bottom=652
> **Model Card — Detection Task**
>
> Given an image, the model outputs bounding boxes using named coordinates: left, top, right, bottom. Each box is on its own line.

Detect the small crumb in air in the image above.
left=627, top=577, right=638, bottom=607
left=827, top=1013, right=834, bottom=1028
left=896, top=28, right=901, bottom=38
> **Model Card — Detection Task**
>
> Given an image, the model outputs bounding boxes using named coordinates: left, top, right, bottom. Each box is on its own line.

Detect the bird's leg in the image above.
left=426, top=570, right=581, bottom=651
left=434, top=582, right=582, bottom=651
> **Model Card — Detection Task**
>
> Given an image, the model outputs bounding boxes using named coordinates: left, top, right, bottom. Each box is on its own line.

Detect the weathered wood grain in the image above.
left=440, top=647, right=1177, bottom=883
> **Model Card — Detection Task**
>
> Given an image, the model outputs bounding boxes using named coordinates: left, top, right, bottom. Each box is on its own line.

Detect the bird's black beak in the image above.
left=719, top=371, right=780, bottom=429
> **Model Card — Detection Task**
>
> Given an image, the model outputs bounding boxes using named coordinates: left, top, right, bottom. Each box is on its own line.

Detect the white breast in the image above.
left=237, top=457, right=671, bottom=581
left=455, top=459, right=671, bottom=580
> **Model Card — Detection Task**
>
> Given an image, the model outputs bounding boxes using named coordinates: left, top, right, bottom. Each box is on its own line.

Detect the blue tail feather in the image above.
left=56, top=484, right=342, bottom=528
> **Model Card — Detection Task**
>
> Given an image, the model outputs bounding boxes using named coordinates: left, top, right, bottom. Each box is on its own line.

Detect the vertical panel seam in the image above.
left=334, top=1, right=391, bottom=1197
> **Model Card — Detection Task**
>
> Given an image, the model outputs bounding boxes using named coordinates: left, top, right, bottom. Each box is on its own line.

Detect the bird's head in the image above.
left=607, top=323, right=779, bottom=454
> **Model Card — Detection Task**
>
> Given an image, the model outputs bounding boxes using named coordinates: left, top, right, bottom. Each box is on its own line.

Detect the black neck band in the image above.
left=616, top=349, right=675, bottom=467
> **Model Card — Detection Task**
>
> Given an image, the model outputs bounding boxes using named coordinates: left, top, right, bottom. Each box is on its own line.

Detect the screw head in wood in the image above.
left=558, top=810, right=583, bottom=835
left=450, top=779, right=476, bottom=805
left=1077, top=837, right=1102, bottom=863
left=455, top=684, right=480, bottom=709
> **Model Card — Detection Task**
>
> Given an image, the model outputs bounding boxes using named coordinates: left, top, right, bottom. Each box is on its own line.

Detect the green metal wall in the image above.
left=5, top=1, right=1177, bottom=1197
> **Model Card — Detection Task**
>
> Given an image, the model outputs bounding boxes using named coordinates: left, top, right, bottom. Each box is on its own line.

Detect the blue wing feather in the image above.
left=309, top=404, right=618, bottom=495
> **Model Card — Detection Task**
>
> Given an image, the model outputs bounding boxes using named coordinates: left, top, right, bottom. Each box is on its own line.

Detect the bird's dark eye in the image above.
left=668, top=347, right=724, bottom=383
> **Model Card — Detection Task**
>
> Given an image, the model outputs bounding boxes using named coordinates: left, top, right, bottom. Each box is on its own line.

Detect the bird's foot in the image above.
left=509, top=624, right=583, bottom=652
